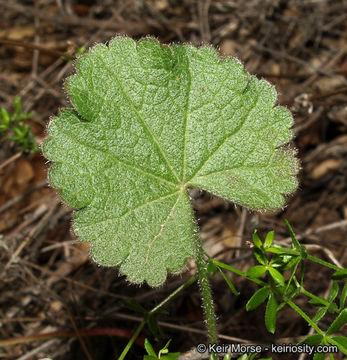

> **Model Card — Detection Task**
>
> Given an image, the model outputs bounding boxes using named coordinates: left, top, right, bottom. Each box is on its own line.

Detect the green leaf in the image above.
left=217, top=267, right=240, bottom=296
left=298, top=334, right=323, bottom=346
left=122, top=298, right=147, bottom=314
left=328, top=282, right=339, bottom=302
left=326, top=309, right=347, bottom=335
left=327, top=302, right=338, bottom=314
left=264, top=231, right=274, bottom=248
left=247, top=265, right=267, bottom=278
left=280, top=255, right=300, bottom=271
left=268, top=267, right=285, bottom=286
left=312, top=308, right=328, bottom=322
left=246, top=286, right=270, bottom=311
left=332, top=269, right=347, bottom=280
left=340, top=282, right=347, bottom=310
left=147, top=314, right=162, bottom=339
left=331, top=336, right=347, bottom=355
left=158, top=339, right=180, bottom=359
left=312, top=352, right=325, bottom=360
left=283, top=219, right=301, bottom=250
left=265, top=292, right=278, bottom=334
left=0, top=108, right=10, bottom=131
left=43, top=37, right=298, bottom=286
left=207, top=260, right=217, bottom=275
left=161, top=353, right=180, bottom=360
left=252, top=230, right=263, bottom=249
left=159, top=338, right=171, bottom=354
left=265, top=246, right=298, bottom=255
left=253, top=248, right=268, bottom=266
left=145, top=338, right=157, bottom=357
left=308, top=298, right=328, bottom=308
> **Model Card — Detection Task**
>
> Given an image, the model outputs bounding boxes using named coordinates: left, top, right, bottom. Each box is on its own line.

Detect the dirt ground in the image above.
left=0, top=1, right=346, bottom=359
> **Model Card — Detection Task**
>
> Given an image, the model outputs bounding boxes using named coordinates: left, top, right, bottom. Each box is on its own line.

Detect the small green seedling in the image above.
left=0, top=97, right=38, bottom=153
left=144, top=338, right=179, bottom=360
left=42, top=37, right=299, bottom=351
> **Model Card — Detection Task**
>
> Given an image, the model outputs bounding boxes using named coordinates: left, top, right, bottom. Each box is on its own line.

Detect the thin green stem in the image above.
left=149, top=275, right=197, bottom=315
left=284, top=258, right=300, bottom=295
left=306, top=254, right=342, bottom=271
left=195, top=238, right=218, bottom=345
left=118, top=320, right=146, bottom=360
left=214, top=260, right=266, bottom=287
left=118, top=274, right=197, bottom=360
left=283, top=297, right=324, bottom=335
left=300, top=287, right=330, bottom=307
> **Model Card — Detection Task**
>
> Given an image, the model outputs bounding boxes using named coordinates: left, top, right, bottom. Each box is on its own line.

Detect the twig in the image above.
left=20, top=258, right=128, bottom=299
left=67, top=310, right=93, bottom=360
left=303, top=45, right=347, bottom=87
left=0, top=181, right=47, bottom=215
left=235, top=208, right=247, bottom=257
left=112, top=312, right=252, bottom=344
left=4, top=201, right=58, bottom=270
left=198, top=0, right=211, bottom=43
left=31, top=0, right=40, bottom=78
left=305, top=245, right=343, bottom=269
left=280, top=220, right=347, bottom=268
left=0, top=38, right=73, bottom=60
left=252, top=44, right=335, bottom=78
left=293, top=106, right=324, bottom=134
left=308, top=86, right=347, bottom=101
left=281, top=219, right=347, bottom=244
left=0, top=328, right=144, bottom=348
left=0, top=152, right=22, bottom=171
left=16, top=339, right=59, bottom=360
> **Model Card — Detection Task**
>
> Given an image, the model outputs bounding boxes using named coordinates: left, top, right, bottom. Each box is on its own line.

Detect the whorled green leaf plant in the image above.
left=42, top=37, right=298, bottom=345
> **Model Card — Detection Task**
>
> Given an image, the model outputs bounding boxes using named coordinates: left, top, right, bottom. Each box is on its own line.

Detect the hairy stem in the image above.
left=195, top=236, right=218, bottom=345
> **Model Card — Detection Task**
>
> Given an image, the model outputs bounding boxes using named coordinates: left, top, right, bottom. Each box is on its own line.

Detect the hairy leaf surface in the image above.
left=43, top=37, right=298, bottom=286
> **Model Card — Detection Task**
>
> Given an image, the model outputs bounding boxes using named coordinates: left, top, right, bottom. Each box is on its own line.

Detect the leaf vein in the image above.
left=97, top=53, right=181, bottom=183
left=145, top=191, right=181, bottom=264
left=78, top=190, right=180, bottom=229
left=189, top=85, right=262, bottom=180
left=59, top=124, right=178, bottom=187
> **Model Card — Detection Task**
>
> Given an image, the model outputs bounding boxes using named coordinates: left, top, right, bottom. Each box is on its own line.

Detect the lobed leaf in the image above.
left=43, top=37, right=298, bottom=286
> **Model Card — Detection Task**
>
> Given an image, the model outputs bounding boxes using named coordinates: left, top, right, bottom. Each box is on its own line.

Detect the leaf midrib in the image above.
left=97, top=53, right=181, bottom=184
left=181, top=49, right=193, bottom=183
left=77, top=190, right=181, bottom=229
left=189, top=82, right=262, bottom=181
left=59, top=124, right=179, bottom=188
left=145, top=191, right=182, bottom=264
